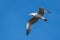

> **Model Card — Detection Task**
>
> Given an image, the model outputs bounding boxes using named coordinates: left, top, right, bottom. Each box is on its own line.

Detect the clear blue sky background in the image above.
left=0, top=0, right=60, bottom=40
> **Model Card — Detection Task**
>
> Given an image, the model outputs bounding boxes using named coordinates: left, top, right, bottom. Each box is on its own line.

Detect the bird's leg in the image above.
left=41, top=16, right=47, bottom=22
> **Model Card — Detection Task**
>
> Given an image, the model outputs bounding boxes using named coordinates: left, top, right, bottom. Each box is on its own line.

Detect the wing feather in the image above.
left=26, top=17, right=39, bottom=36
left=38, top=8, right=44, bottom=16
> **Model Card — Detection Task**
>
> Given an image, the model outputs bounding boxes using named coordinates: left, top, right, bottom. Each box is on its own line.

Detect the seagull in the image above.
left=26, top=8, right=50, bottom=36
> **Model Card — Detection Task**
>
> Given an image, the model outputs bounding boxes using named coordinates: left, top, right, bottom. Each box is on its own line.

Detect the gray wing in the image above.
left=26, top=17, right=39, bottom=36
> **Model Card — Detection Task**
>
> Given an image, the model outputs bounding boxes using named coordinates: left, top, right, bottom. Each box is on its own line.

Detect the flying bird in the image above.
left=26, top=8, right=50, bottom=36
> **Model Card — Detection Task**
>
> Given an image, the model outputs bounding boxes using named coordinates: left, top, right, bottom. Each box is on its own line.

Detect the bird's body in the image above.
left=26, top=8, right=50, bottom=36
left=29, top=13, right=42, bottom=18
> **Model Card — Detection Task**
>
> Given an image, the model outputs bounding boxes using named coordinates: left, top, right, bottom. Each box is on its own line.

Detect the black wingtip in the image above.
left=26, top=29, right=30, bottom=36
left=26, top=32, right=29, bottom=36
left=43, top=19, right=47, bottom=22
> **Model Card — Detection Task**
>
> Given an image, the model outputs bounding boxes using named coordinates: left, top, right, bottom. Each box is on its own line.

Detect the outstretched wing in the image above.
left=44, top=9, right=51, bottom=13
left=38, top=8, right=44, bottom=16
left=26, top=17, right=39, bottom=36
left=38, top=8, right=50, bottom=16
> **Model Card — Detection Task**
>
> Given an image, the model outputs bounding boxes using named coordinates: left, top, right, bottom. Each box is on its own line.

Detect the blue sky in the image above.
left=0, top=0, right=60, bottom=40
